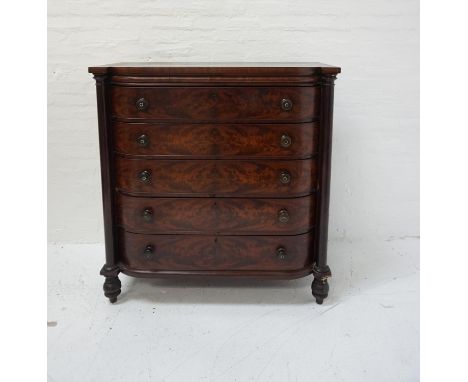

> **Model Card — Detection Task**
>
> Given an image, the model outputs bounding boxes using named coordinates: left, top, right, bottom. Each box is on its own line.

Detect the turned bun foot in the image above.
left=311, top=264, right=331, bottom=304
left=103, top=276, right=121, bottom=303
left=100, top=264, right=121, bottom=303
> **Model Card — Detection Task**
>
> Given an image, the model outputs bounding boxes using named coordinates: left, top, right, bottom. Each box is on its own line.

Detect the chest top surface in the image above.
left=88, top=62, right=341, bottom=76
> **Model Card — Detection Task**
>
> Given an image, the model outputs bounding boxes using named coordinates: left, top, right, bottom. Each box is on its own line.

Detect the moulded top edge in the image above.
left=88, top=62, right=341, bottom=76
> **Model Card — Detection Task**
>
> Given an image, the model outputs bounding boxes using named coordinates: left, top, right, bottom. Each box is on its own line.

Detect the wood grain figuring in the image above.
left=116, top=193, right=315, bottom=235
left=114, top=122, right=319, bottom=159
left=89, top=63, right=340, bottom=304
left=111, top=86, right=319, bottom=122
left=115, top=156, right=317, bottom=197
left=118, top=230, right=313, bottom=272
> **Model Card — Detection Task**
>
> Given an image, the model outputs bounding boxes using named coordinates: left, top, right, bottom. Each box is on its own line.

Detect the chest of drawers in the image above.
left=88, top=63, right=340, bottom=304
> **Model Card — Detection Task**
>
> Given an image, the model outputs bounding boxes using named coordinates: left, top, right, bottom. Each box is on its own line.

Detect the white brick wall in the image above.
left=48, top=0, right=419, bottom=243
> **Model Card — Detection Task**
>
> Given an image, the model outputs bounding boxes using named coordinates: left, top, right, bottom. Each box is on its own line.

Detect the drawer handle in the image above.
left=143, top=244, right=154, bottom=259
left=142, top=208, right=153, bottom=222
left=136, top=134, right=149, bottom=147
left=279, top=170, right=291, bottom=184
left=278, top=209, right=290, bottom=224
left=276, top=247, right=287, bottom=260
left=138, top=170, right=151, bottom=184
left=280, top=133, right=292, bottom=148
left=136, top=97, right=149, bottom=111
left=281, top=98, right=293, bottom=111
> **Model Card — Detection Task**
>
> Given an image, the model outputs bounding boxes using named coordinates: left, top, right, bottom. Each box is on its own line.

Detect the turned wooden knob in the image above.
left=278, top=209, right=290, bottom=224
left=138, top=170, right=151, bottom=184
left=142, top=208, right=153, bottom=222
left=279, top=170, right=291, bottom=184
left=136, top=97, right=149, bottom=111
left=276, top=247, right=287, bottom=260
left=136, top=134, right=149, bottom=147
left=143, top=244, right=154, bottom=258
left=281, top=98, right=293, bottom=111
left=280, top=133, right=292, bottom=148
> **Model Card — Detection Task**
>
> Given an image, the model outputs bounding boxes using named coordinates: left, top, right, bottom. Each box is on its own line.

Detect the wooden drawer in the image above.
left=118, top=231, right=313, bottom=272
left=113, top=122, right=318, bottom=159
left=110, top=86, right=319, bottom=122
left=116, top=193, right=314, bottom=235
left=115, top=157, right=317, bottom=197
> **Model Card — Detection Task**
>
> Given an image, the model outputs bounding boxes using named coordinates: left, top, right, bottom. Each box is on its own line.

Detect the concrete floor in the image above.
left=48, top=237, right=419, bottom=382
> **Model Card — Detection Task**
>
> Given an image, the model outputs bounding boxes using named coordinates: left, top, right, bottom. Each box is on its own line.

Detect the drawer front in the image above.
left=111, top=86, right=319, bottom=122
left=119, top=231, right=313, bottom=271
left=114, top=122, right=318, bottom=159
left=116, top=194, right=314, bottom=235
left=115, top=157, right=316, bottom=197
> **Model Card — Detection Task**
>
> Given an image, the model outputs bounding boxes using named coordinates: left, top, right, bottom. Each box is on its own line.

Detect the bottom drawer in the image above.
left=118, top=231, right=313, bottom=272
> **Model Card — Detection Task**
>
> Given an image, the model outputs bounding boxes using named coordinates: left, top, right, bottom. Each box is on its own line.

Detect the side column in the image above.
left=93, top=74, right=121, bottom=303
left=312, top=73, right=337, bottom=304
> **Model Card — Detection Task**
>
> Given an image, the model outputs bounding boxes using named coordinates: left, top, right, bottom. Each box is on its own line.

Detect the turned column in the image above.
left=312, top=73, right=337, bottom=304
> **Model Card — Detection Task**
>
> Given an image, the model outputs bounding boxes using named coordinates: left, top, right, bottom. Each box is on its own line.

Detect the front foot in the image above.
left=100, top=264, right=121, bottom=303
left=311, top=264, right=331, bottom=304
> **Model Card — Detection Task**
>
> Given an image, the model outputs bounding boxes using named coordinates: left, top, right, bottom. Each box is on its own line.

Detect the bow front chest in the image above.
left=88, top=63, right=340, bottom=304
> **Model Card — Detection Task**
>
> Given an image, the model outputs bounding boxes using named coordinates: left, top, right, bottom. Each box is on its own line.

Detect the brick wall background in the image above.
left=48, top=0, right=419, bottom=243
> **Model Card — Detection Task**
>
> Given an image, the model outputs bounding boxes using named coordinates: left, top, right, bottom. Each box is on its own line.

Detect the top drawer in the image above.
left=110, top=86, right=319, bottom=122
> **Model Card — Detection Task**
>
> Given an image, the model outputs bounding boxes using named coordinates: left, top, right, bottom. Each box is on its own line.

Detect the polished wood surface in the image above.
left=113, top=121, right=318, bottom=159
left=116, top=193, right=315, bottom=235
left=115, top=156, right=317, bottom=197
left=111, top=86, right=319, bottom=122
left=89, top=62, right=341, bottom=77
left=89, top=63, right=340, bottom=304
left=119, top=230, right=313, bottom=272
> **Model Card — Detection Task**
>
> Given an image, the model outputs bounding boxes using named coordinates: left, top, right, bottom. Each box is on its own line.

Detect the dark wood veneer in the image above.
left=115, top=157, right=316, bottom=197
left=89, top=62, right=340, bottom=304
left=116, top=193, right=314, bottom=235
left=111, top=86, right=319, bottom=122
left=113, top=121, right=319, bottom=159
left=89, top=62, right=341, bottom=77
left=119, top=230, right=313, bottom=272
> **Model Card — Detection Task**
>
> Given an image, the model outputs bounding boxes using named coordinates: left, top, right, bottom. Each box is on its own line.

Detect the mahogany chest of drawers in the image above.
left=88, top=63, right=340, bottom=304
